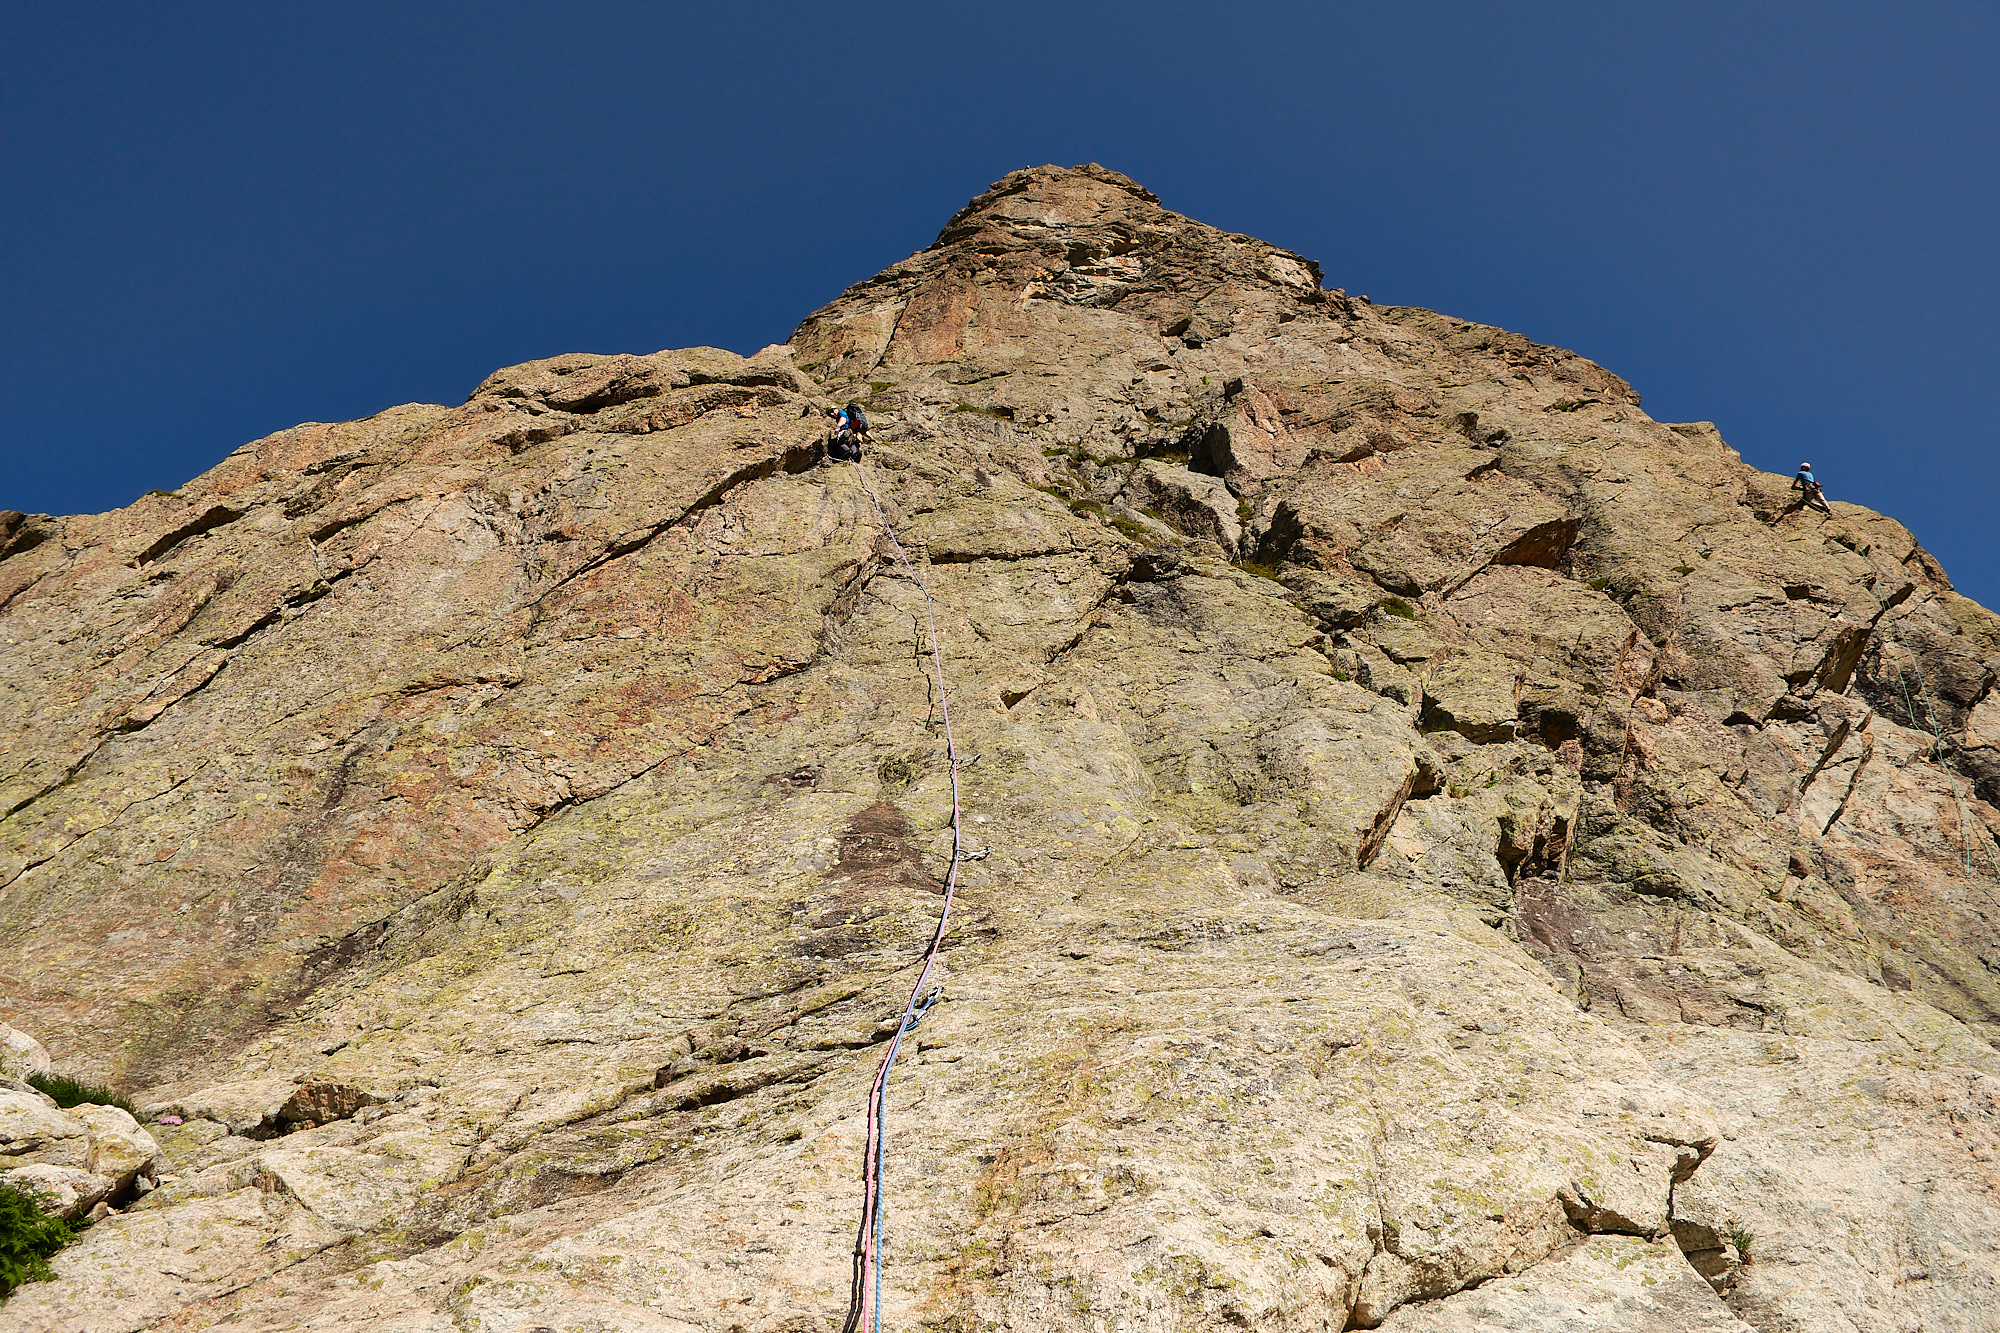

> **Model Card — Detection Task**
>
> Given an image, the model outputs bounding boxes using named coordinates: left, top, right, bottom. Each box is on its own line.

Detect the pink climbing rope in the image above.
left=841, top=457, right=967, bottom=1333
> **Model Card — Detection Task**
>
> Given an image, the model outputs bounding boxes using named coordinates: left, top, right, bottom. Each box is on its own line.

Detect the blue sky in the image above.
left=4, top=2, right=1995, bottom=604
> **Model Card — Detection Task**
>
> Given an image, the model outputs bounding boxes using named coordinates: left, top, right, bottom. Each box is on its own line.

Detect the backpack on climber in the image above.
left=826, top=407, right=861, bottom=463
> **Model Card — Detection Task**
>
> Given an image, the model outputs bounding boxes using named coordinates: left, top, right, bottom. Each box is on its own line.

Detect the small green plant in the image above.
left=0, top=1182, right=76, bottom=1298
left=1585, top=576, right=1614, bottom=591
left=26, top=1072, right=137, bottom=1118
left=1237, top=559, right=1283, bottom=581
left=1546, top=398, right=1596, bottom=413
left=1379, top=597, right=1419, bottom=620
left=868, top=382, right=894, bottom=394
left=1726, top=1225, right=1755, bottom=1264
left=1107, top=516, right=1162, bottom=546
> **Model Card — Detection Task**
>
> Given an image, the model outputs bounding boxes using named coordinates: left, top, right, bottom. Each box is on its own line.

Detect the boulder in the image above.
left=1, top=1162, right=115, bottom=1221
left=69, top=1103, right=160, bottom=1192
left=0, top=1022, right=51, bottom=1080
left=0, top=1087, right=90, bottom=1171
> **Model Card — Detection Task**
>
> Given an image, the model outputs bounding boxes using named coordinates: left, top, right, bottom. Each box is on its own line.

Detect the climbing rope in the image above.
left=840, top=456, right=967, bottom=1333
left=1888, top=616, right=1948, bottom=763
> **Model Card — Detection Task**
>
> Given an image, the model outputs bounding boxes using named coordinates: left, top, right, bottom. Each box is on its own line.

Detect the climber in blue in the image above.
left=1794, top=462, right=1831, bottom=514
left=826, top=402, right=870, bottom=464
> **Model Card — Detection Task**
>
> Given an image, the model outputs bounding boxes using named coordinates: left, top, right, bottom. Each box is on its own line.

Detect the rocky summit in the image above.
left=2, top=163, right=1998, bottom=1332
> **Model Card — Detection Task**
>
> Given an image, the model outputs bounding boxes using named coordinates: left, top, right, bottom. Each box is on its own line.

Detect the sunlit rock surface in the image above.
left=2, top=165, right=1997, bottom=1331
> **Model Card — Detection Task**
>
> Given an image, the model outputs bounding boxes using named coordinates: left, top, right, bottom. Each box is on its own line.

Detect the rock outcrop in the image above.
left=0, top=1085, right=158, bottom=1222
left=2, top=164, right=1997, bottom=1331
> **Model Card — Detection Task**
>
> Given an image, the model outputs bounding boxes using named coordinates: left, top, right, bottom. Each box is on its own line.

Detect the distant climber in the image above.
left=824, top=402, right=864, bottom=464
left=1794, top=462, right=1832, bottom=513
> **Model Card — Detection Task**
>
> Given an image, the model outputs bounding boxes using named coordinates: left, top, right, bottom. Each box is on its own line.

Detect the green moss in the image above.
left=27, top=1072, right=137, bottom=1117
left=1237, top=559, right=1283, bottom=582
left=1585, top=576, right=1614, bottom=591
left=1379, top=597, right=1418, bottom=620
left=0, top=1182, right=77, bottom=1299
left=1547, top=398, right=1596, bottom=413
left=868, top=382, right=894, bottom=394
left=950, top=403, right=1013, bottom=419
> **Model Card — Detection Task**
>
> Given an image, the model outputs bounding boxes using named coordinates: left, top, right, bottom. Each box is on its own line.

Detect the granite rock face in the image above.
left=2, top=165, right=1997, bottom=1331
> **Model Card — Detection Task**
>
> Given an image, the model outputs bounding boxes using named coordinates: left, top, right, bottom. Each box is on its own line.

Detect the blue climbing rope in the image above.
left=840, top=456, right=967, bottom=1333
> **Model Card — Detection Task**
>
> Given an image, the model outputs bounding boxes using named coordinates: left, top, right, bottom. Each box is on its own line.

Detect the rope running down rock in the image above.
left=841, top=456, right=967, bottom=1333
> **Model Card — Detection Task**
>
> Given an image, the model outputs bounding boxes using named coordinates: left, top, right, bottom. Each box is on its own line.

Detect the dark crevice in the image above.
left=135, top=506, right=247, bottom=566
left=927, top=547, right=1067, bottom=565
left=1187, top=423, right=1232, bottom=478
left=649, top=1054, right=832, bottom=1111
left=0, top=510, right=56, bottom=561
left=309, top=511, right=374, bottom=544
left=205, top=582, right=333, bottom=651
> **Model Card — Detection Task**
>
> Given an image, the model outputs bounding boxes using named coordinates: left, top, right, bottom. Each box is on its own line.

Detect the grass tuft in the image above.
left=1727, top=1225, right=1755, bottom=1264
left=1378, top=597, right=1419, bottom=620
left=26, top=1073, right=138, bottom=1118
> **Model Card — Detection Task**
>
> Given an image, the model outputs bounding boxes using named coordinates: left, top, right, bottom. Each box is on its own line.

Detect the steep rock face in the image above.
left=1, top=165, right=1997, bottom=1331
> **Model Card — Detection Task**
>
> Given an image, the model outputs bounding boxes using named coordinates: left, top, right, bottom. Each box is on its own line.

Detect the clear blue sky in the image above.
left=4, top=2, right=1995, bottom=605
